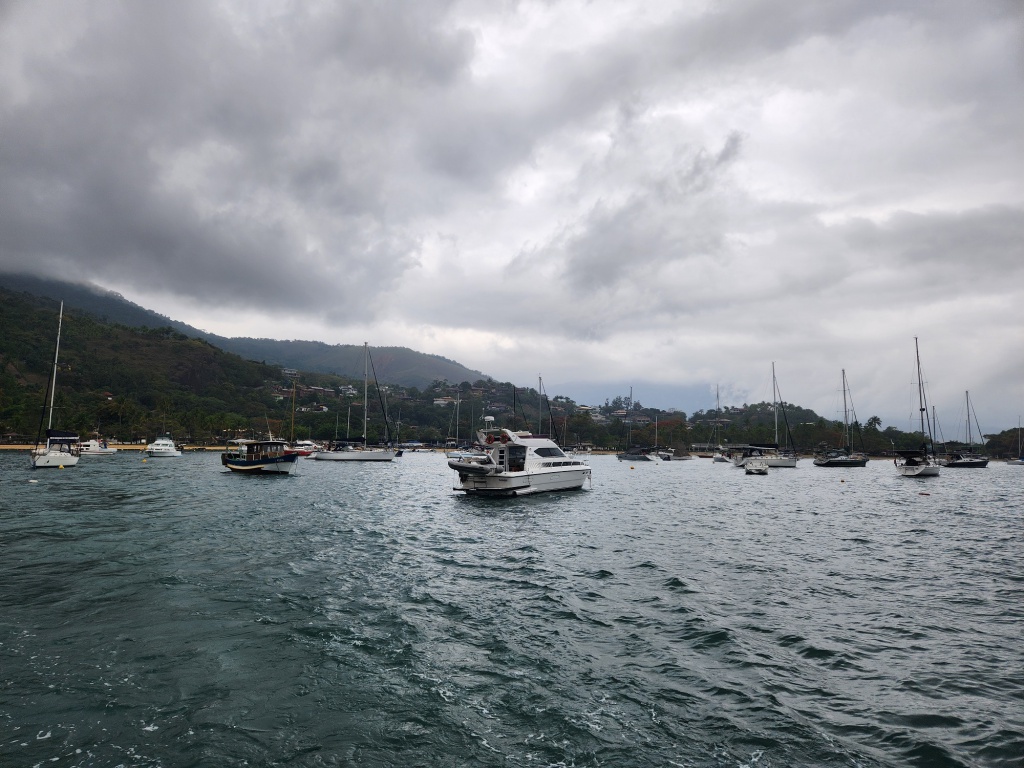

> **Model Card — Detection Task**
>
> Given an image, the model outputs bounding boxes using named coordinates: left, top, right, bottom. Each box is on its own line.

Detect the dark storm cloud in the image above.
left=0, top=0, right=468, bottom=312
left=0, top=0, right=1020, bottom=425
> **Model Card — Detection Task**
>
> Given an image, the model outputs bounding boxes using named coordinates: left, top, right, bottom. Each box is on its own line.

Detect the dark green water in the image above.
left=2, top=452, right=1021, bottom=767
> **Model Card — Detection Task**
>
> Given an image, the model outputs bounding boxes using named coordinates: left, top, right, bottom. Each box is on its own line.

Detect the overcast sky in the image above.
left=2, top=0, right=1022, bottom=433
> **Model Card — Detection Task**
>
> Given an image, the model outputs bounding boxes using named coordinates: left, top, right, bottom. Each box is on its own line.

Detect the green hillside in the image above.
left=3, top=281, right=1017, bottom=455
left=0, top=273, right=485, bottom=388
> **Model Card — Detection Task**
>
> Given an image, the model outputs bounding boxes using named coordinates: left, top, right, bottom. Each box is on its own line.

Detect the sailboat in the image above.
left=30, top=301, right=80, bottom=468
left=314, top=342, right=397, bottom=462
left=712, top=384, right=730, bottom=462
left=895, top=337, right=940, bottom=477
left=734, top=364, right=799, bottom=467
left=813, top=370, right=869, bottom=467
left=940, top=391, right=989, bottom=467
left=1007, top=417, right=1023, bottom=465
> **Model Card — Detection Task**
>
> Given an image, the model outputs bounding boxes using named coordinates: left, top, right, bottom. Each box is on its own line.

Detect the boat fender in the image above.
left=486, top=435, right=495, bottom=444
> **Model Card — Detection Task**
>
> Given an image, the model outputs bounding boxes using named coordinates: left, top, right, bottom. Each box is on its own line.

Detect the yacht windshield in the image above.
left=534, top=447, right=566, bottom=458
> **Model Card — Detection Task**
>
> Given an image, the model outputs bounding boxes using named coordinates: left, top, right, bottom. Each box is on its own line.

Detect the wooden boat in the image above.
left=222, top=439, right=298, bottom=474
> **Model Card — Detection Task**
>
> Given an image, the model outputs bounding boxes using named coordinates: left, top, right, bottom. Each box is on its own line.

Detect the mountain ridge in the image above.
left=0, top=273, right=486, bottom=389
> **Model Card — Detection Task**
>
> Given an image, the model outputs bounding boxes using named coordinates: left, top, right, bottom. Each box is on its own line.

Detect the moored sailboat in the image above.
left=813, top=369, right=869, bottom=467
left=895, top=338, right=940, bottom=477
left=939, top=391, right=989, bottom=468
left=1007, top=417, right=1023, bottom=465
left=314, top=342, right=398, bottom=462
left=767, top=364, right=799, bottom=467
left=30, top=301, right=80, bottom=469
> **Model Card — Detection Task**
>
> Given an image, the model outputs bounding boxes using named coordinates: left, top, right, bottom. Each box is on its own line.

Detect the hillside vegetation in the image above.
left=2, top=285, right=1020, bottom=456
left=0, top=273, right=484, bottom=388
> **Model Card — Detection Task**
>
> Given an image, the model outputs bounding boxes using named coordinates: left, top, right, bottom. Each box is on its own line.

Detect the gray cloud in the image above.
left=0, top=0, right=1020, bottom=426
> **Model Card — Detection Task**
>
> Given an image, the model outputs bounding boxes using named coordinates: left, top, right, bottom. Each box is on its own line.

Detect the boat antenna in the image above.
left=34, top=301, right=65, bottom=455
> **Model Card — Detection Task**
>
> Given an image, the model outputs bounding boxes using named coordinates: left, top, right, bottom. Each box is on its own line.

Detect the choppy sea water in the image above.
left=1, top=451, right=1021, bottom=768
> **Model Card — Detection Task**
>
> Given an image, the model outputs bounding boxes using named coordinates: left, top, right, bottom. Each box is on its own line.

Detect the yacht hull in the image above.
left=942, top=459, right=989, bottom=468
left=454, top=467, right=591, bottom=496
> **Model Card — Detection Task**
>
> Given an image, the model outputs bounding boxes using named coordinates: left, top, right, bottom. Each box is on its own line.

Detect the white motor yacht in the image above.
left=448, top=417, right=591, bottom=496
left=145, top=435, right=182, bottom=458
left=80, top=439, right=118, bottom=456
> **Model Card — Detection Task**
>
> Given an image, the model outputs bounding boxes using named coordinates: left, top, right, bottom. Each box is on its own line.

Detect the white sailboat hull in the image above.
left=897, top=463, right=940, bottom=477
left=30, top=450, right=80, bottom=468
left=314, top=449, right=396, bottom=462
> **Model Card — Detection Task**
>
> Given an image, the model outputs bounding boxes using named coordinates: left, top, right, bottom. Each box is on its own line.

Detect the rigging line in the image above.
left=844, top=372, right=867, bottom=453
left=366, top=347, right=393, bottom=445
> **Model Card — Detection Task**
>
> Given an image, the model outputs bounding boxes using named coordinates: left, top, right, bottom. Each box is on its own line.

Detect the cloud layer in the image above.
left=2, top=0, right=1021, bottom=430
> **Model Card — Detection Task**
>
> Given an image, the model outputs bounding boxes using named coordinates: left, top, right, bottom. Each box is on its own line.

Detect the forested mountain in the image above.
left=2, top=279, right=1019, bottom=455
left=0, top=273, right=484, bottom=388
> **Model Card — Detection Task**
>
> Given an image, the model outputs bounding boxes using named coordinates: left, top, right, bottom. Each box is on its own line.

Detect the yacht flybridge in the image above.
left=448, top=417, right=591, bottom=496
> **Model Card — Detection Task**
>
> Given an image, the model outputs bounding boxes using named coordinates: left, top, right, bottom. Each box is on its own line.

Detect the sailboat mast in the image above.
left=290, top=381, right=296, bottom=443
left=48, top=302, right=64, bottom=430
left=965, top=391, right=971, bottom=447
left=772, top=362, right=778, bottom=444
left=842, top=369, right=850, bottom=449
left=913, top=337, right=934, bottom=450
left=362, top=342, right=369, bottom=442
left=715, top=384, right=721, bottom=446
left=538, top=376, right=542, bottom=435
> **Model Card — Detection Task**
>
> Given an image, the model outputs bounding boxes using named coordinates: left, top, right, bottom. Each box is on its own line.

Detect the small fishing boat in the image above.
left=221, top=439, right=299, bottom=474
left=145, top=435, right=182, bottom=458
left=30, top=301, right=80, bottom=469
left=449, top=417, right=591, bottom=496
left=744, top=458, right=769, bottom=475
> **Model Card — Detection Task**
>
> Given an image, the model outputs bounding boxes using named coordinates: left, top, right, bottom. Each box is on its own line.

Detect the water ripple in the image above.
left=1, top=452, right=1021, bottom=765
